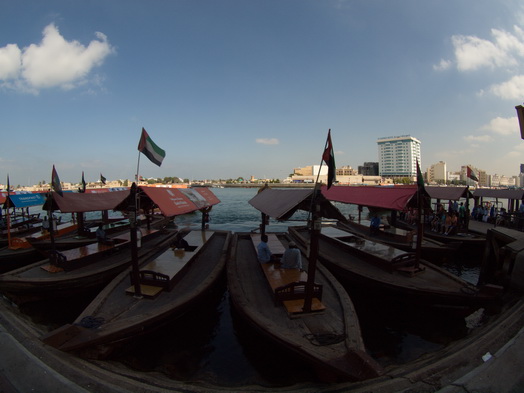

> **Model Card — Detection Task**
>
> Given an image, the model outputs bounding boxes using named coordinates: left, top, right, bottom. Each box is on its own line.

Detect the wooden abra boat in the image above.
left=228, top=232, right=384, bottom=382
left=42, top=230, right=231, bottom=357
left=289, top=225, right=502, bottom=317
left=0, top=227, right=178, bottom=304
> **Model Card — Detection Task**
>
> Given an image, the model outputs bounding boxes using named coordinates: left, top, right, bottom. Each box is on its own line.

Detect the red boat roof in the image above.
left=321, top=185, right=424, bottom=211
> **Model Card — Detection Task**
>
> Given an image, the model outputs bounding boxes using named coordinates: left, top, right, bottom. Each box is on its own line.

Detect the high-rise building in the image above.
left=428, top=161, right=447, bottom=183
left=377, top=135, right=421, bottom=177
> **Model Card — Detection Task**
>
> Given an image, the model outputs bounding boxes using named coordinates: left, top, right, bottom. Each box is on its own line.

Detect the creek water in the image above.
left=17, top=187, right=487, bottom=388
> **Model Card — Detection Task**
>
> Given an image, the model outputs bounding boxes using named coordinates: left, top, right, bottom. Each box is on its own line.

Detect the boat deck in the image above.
left=321, top=226, right=410, bottom=264
left=250, top=234, right=324, bottom=314
left=128, top=231, right=209, bottom=295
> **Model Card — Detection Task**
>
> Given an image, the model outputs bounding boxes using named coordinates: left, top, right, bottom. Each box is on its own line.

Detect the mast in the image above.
left=129, top=183, right=142, bottom=298
left=303, top=186, right=321, bottom=313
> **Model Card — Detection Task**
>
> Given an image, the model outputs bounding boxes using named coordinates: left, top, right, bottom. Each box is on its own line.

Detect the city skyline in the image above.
left=1, top=1, right=524, bottom=185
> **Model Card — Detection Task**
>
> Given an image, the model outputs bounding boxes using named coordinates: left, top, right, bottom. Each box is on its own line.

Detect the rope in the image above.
left=304, top=333, right=346, bottom=346
left=76, top=316, right=105, bottom=329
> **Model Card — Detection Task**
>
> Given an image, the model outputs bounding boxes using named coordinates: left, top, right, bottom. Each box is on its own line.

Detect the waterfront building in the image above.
left=336, top=166, right=358, bottom=176
left=428, top=161, right=447, bottom=183
left=293, top=166, right=314, bottom=176
left=377, top=135, right=421, bottom=178
left=447, top=172, right=460, bottom=183
left=358, top=162, right=379, bottom=176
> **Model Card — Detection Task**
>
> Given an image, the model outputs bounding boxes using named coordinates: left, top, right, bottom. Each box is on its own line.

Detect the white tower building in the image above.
left=377, top=135, right=421, bottom=177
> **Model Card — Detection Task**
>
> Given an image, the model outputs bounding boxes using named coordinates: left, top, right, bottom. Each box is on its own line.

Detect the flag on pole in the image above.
left=467, top=166, right=479, bottom=182
left=416, top=159, right=425, bottom=192
left=516, top=105, right=524, bottom=140
left=80, top=171, right=86, bottom=193
left=138, top=128, right=166, bottom=167
left=6, top=175, right=10, bottom=194
left=322, top=129, right=336, bottom=189
left=100, top=173, right=106, bottom=185
left=51, top=165, right=63, bottom=197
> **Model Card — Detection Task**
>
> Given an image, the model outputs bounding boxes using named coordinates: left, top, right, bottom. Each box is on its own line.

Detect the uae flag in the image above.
left=51, top=165, right=63, bottom=197
left=100, top=173, right=106, bottom=185
left=416, top=159, right=425, bottom=192
left=467, top=166, right=479, bottom=182
left=80, top=171, right=86, bottom=193
left=516, top=105, right=524, bottom=140
left=138, top=128, right=166, bottom=167
left=322, top=129, right=336, bottom=189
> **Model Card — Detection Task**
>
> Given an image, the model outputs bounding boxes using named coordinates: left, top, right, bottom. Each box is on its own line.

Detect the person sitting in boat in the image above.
left=173, top=232, right=190, bottom=250
left=280, top=242, right=302, bottom=269
left=257, top=234, right=279, bottom=264
left=370, top=214, right=381, bottom=235
left=41, top=216, right=50, bottom=234
left=444, top=212, right=458, bottom=235
left=96, top=224, right=113, bottom=245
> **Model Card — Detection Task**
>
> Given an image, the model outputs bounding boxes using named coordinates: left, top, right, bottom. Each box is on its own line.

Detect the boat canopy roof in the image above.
left=473, top=188, right=524, bottom=200
left=2, top=192, right=46, bottom=209
left=321, top=185, right=430, bottom=211
left=44, top=190, right=130, bottom=213
left=135, top=186, right=220, bottom=217
left=425, top=186, right=473, bottom=201
left=43, top=186, right=220, bottom=217
left=248, top=187, right=346, bottom=221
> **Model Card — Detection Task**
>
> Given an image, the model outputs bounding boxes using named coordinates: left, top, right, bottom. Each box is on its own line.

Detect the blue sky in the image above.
left=1, top=0, right=524, bottom=186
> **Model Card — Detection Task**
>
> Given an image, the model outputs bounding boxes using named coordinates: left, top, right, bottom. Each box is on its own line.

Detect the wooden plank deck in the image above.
left=128, top=230, right=210, bottom=296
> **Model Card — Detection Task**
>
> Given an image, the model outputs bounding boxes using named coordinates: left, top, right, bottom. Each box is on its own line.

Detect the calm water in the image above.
left=19, top=187, right=485, bottom=387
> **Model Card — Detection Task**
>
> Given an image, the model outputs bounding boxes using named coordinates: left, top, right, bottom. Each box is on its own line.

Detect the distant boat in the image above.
left=42, top=230, right=231, bottom=357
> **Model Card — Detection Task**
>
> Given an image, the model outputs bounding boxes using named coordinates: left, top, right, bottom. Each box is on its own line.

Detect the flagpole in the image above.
left=307, top=129, right=331, bottom=224
left=136, top=151, right=141, bottom=184
left=6, top=175, right=11, bottom=249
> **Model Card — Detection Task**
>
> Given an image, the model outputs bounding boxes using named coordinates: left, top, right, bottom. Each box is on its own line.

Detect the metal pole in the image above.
left=129, top=183, right=141, bottom=298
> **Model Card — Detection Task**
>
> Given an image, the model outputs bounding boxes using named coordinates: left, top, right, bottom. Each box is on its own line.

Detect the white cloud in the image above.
left=448, top=26, right=524, bottom=71
left=463, top=134, right=493, bottom=142
left=256, top=138, right=279, bottom=145
left=433, top=58, right=452, bottom=71
left=490, top=75, right=524, bottom=99
left=0, top=23, right=114, bottom=93
left=480, top=116, right=519, bottom=135
left=0, top=44, right=21, bottom=79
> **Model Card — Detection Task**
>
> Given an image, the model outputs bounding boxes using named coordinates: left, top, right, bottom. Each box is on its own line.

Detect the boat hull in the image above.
left=227, top=232, right=383, bottom=382
left=41, top=230, right=231, bottom=356
left=289, top=226, right=501, bottom=317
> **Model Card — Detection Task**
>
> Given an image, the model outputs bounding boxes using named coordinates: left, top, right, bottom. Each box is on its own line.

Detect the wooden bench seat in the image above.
left=132, top=230, right=209, bottom=294
left=251, top=234, right=324, bottom=314
left=42, top=237, right=130, bottom=272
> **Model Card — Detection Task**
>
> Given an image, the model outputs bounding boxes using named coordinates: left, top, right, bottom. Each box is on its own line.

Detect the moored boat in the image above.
left=228, top=231, right=384, bottom=382
left=289, top=225, right=502, bottom=317
left=0, top=227, right=177, bottom=304
left=42, top=229, right=231, bottom=357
